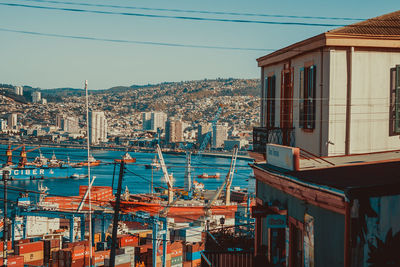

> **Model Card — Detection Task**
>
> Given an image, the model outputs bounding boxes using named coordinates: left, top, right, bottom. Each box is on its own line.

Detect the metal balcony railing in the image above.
left=252, top=127, right=295, bottom=153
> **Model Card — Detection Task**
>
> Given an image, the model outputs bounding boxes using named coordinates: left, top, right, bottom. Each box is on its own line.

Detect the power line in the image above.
left=16, top=0, right=365, bottom=21
left=0, top=2, right=348, bottom=27
left=0, top=27, right=273, bottom=52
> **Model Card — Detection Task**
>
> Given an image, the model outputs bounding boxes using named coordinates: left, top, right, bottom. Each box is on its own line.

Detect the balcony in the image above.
left=252, top=127, right=295, bottom=153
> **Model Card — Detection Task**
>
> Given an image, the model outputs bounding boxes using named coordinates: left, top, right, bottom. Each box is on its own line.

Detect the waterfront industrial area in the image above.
left=1, top=2, right=400, bottom=267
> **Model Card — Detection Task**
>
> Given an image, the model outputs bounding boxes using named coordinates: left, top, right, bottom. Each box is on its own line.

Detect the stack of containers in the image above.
left=0, top=255, right=24, bottom=266
left=170, top=241, right=183, bottom=267
left=104, top=254, right=131, bottom=267
left=15, top=241, right=44, bottom=266
left=116, top=246, right=135, bottom=266
left=43, top=238, right=61, bottom=265
left=146, top=243, right=172, bottom=267
left=176, top=227, right=203, bottom=243
left=184, top=242, right=204, bottom=267
left=94, top=250, right=110, bottom=266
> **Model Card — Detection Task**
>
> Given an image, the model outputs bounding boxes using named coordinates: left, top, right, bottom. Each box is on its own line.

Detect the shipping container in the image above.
left=15, top=241, right=44, bottom=255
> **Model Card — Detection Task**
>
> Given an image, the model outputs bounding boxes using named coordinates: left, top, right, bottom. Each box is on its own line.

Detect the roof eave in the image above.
left=257, top=33, right=327, bottom=67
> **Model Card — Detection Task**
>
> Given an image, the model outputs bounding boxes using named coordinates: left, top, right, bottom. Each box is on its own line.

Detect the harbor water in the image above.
left=0, top=145, right=255, bottom=205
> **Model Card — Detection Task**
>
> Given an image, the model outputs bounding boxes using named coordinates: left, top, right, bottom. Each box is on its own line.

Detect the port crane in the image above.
left=18, top=145, right=40, bottom=168
left=6, top=144, right=24, bottom=165
left=204, top=145, right=238, bottom=218
left=156, top=144, right=174, bottom=204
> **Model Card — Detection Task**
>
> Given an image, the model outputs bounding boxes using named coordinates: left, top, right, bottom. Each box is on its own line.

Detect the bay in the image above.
left=0, top=145, right=255, bottom=204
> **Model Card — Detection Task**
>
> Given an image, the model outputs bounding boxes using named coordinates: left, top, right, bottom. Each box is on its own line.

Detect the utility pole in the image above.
left=110, top=160, right=125, bottom=267
left=2, top=168, right=10, bottom=266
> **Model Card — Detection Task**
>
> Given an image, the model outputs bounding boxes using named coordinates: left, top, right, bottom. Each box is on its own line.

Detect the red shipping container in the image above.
left=15, top=241, right=44, bottom=255
left=0, top=241, right=12, bottom=253
left=26, top=259, right=44, bottom=266
left=118, top=235, right=139, bottom=248
left=4, top=255, right=24, bottom=267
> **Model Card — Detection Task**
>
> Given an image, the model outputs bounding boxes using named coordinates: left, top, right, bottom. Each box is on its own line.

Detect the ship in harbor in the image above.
left=113, top=145, right=251, bottom=223
left=1, top=144, right=87, bottom=180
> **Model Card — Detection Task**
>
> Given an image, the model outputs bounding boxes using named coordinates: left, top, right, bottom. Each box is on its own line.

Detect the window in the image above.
left=299, top=66, right=316, bottom=130
left=390, top=65, right=400, bottom=135
left=265, top=75, right=276, bottom=128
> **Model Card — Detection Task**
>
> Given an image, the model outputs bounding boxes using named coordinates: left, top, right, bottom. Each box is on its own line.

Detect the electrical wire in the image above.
left=0, top=2, right=351, bottom=27
left=15, top=0, right=365, bottom=21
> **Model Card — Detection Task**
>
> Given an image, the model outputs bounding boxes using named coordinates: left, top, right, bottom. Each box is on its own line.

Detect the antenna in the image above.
left=84, top=80, right=93, bottom=266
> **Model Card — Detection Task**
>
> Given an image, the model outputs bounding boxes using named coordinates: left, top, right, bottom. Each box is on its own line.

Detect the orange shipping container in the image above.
left=0, top=241, right=12, bottom=253
left=20, top=250, right=44, bottom=263
left=16, top=241, right=44, bottom=255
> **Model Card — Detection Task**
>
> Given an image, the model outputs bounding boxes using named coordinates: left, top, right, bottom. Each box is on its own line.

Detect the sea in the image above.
left=0, top=145, right=255, bottom=205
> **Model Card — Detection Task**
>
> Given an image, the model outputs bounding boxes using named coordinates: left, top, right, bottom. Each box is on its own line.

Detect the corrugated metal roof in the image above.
left=328, top=10, right=400, bottom=36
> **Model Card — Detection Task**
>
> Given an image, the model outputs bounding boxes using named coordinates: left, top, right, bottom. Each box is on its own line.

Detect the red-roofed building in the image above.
left=252, top=10, right=400, bottom=267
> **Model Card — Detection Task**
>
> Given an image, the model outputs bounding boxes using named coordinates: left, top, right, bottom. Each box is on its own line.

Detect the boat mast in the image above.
left=84, top=80, right=93, bottom=266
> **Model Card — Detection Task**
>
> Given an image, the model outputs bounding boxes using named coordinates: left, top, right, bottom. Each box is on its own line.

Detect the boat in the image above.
left=114, top=152, right=136, bottom=163
left=113, top=145, right=244, bottom=223
left=117, top=195, right=239, bottom=222
left=1, top=145, right=86, bottom=180
left=70, top=173, right=89, bottom=179
left=197, top=173, right=221, bottom=179
left=74, top=154, right=101, bottom=167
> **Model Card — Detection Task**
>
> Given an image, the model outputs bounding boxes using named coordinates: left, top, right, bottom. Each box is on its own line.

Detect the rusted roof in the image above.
left=328, top=10, right=400, bottom=36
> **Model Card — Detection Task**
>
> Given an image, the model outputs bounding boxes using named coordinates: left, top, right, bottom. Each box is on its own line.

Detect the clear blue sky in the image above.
left=0, top=0, right=398, bottom=89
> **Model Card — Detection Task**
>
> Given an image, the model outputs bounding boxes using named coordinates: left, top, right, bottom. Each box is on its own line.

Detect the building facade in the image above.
left=14, top=86, right=23, bottom=96
left=7, top=113, right=17, bottom=129
left=32, top=91, right=41, bottom=103
left=165, top=118, right=184, bottom=144
left=212, top=124, right=228, bottom=148
left=142, top=111, right=167, bottom=132
left=89, top=111, right=107, bottom=144
left=251, top=11, right=400, bottom=267
left=254, top=10, right=400, bottom=157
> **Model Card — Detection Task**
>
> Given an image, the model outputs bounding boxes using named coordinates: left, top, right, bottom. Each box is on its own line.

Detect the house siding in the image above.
left=257, top=180, right=345, bottom=267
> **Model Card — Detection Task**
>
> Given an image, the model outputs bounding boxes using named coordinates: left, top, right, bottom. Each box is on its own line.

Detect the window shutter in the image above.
left=264, top=77, right=268, bottom=128
left=395, top=65, right=400, bottom=133
left=271, top=75, right=276, bottom=128
left=310, top=65, right=316, bottom=129
left=299, top=68, right=304, bottom=128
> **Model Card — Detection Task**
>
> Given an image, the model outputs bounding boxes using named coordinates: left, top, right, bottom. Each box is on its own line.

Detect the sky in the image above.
left=0, top=0, right=398, bottom=89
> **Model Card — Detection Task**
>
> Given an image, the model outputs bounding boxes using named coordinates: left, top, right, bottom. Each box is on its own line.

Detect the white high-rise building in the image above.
left=89, top=111, right=107, bottom=145
left=212, top=124, right=228, bottom=148
left=151, top=112, right=167, bottom=132
left=64, top=116, right=79, bottom=133
left=142, top=111, right=167, bottom=132
left=14, top=86, right=23, bottom=96
left=32, top=91, right=41, bottom=103
left=7, top=113, right=17, bottom=129
left=0, top=119, right=7, bottom=131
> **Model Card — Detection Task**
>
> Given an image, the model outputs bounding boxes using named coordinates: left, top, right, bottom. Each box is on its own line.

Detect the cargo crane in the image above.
left=6, top=144, right=24, bottom=165
left=156, top=144, right=174, bottom=204
left=18, top=145, right=40, bottom=168
left=204, top=145, right=238, bottom=218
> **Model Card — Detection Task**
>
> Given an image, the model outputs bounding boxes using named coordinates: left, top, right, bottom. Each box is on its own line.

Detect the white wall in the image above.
left=350, top=51, right=400, bottom=154
left=328, top=49, right=348, bottom=156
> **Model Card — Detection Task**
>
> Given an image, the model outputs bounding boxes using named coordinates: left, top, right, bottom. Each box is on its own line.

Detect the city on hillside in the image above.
left=0, top=78, right=260, bottom=152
